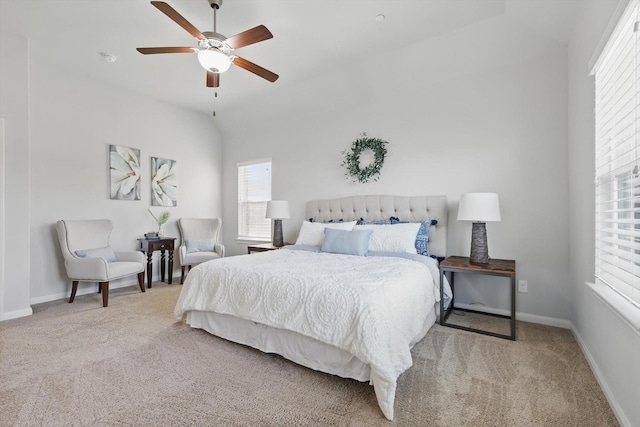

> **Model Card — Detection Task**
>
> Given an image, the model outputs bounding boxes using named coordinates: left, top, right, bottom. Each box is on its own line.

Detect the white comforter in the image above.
left=174, top=248, right=438, bottom=420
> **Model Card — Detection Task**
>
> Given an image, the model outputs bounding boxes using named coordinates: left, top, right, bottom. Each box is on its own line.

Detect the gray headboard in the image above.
left=305, top=195, right=448, bottom=258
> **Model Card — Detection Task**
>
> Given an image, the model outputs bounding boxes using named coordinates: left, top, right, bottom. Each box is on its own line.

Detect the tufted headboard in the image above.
left=305, top=195, right=448, bottom=258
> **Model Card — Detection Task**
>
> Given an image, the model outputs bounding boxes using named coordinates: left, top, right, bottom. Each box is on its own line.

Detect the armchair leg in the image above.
left=101, top=282, right=109, bottom=307
left=69, top=281, right=79, bottom=303
left=181, top=266, right=186, bottom=284
left=138, top=272, right=145, bottom=293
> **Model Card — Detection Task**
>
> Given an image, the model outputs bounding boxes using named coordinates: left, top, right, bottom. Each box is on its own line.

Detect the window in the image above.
left=594, top=0, right=640, bottom=308
left=237, top=159, right=271, bottom=241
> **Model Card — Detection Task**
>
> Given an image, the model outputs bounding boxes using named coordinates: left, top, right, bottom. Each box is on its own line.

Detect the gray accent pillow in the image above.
left=320, top=228, right=373, bottom=256
left=185, top=238, right=215, bottom=254
left=75, top=246, right=117, bottom=262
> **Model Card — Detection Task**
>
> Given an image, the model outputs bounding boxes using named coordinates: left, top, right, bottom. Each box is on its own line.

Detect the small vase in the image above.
left=157, top=225, right=164, bottom=237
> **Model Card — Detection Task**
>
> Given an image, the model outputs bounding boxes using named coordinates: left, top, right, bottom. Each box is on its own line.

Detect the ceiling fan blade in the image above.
left=206, top=71, right=220, bottom=88
left=151, top=1, right=206, bottom=41
left=225, top=25, right=273, bottom=49
left=232, top=56, right=279, bottom=83
left=136, top=47, right=195, bottom=54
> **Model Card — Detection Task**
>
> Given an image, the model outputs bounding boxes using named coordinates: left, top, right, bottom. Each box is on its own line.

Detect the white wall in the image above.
left=0, top=31, right=31, bottom=320
left=568, top=1, right=640, bottom=426
left=0, top=30, right=224, bottom=311
left=28, top=57, right=224, bottom=303
left=218, top=15, right=571, bottom=324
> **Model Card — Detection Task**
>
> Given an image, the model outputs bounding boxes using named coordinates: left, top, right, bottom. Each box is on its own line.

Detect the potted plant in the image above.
left=148, top=209, right=170, bottom=237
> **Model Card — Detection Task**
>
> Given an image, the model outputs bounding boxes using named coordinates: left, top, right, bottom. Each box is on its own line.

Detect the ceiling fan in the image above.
left=136, top=0, right=278, bottom=88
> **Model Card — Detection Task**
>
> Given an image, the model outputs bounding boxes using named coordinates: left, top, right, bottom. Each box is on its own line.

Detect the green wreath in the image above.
left=341, top=135, right=389, bottom=183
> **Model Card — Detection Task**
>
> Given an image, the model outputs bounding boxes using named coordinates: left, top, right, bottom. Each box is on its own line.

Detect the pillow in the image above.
left=356, top=217, right=393, bottom=225
left=414, top=221, right=431, bottom=255
left=185, top=238, right=215, bottom=253
left=388, top=218, right=435, bottom=255
left=354, top=222, right=421, bottom=254
left=295, top=220, right=357, bottom=246
left=75, top=246, right=117, bottom=262
left=389, top=217, right=438, bottom=226
left=320, top=228, right=373, bottom=256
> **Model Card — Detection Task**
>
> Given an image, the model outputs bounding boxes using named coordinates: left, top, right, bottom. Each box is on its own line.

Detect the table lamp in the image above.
left=265, top=200, right=290, bottom=247
left=457, top=193, right=501, bottom=264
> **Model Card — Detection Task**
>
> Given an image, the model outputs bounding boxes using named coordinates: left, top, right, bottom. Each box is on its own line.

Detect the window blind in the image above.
left=237, top=159, right=272, bottom=241
left=594, top=0, right=640, bottom=308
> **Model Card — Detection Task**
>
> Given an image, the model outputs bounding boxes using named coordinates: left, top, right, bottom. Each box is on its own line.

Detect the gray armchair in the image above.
left=56, top=219, right=145, bottom=307
left=178, top=218, right=225, bottom=284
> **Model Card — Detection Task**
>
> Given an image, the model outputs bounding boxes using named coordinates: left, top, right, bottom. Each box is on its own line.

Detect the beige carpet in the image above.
left=0, top=284, right=618, bottom=426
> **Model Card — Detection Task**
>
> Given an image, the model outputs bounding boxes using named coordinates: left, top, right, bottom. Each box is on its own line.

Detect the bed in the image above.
left=174, top=195, right=451, bottom=420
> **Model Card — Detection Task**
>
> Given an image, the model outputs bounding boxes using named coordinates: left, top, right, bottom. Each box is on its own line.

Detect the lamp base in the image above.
left=470, top=222, right=489, bottom=264
left=273, top=219, right=284, bottom=247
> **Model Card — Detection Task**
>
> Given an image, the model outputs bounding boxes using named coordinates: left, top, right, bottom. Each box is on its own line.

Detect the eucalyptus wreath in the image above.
left=341, top=135, right=389, bottom=183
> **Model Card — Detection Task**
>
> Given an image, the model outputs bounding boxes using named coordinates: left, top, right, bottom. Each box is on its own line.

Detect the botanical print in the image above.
left=151, top=156, right=177, bottom=206
left=109, top=145, right=141, bottom=200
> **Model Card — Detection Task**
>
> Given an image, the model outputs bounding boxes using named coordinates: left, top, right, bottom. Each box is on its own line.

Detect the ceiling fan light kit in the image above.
left=136, top=0, right=278, bottom=89
left=197, top=49, right=231, bottom=73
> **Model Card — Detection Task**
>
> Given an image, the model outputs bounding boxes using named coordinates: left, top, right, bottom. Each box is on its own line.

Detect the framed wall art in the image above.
left=151, top=156, right=177, bottom=206
left=109, top=144, right=141, bottom=200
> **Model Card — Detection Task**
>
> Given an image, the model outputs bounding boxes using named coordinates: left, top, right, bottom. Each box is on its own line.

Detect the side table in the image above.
left=439, top=256, right=516, bottom=341
left=137, top=237, right=176, bottom=289
left=247, top=242, right=291, bottom=254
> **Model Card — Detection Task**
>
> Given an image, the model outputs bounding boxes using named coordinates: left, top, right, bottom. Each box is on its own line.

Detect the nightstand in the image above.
left=439, top=256, right=516, bottom=341
left=247, top=242, right=290, bottom=254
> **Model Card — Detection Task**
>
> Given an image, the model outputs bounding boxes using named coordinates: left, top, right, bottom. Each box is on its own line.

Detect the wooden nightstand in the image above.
left=247, top=242, right=291, bottom=254
left=439, top=256, right=516, bottom=341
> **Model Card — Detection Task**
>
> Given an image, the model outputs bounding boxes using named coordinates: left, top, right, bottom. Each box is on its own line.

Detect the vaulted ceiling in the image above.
left=0, top=0, right=580, bottom=120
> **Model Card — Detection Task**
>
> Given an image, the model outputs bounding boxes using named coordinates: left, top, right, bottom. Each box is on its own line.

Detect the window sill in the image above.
left=236, top=238, right=271, bottom=244
left=586, top=281, right=640, bottom=333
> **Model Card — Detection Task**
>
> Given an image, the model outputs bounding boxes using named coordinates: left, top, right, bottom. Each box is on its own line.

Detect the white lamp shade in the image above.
left=457, top=193, right=501, bottom=222
left=197, top=49, right=231, bottom=73
left=265, top=200, right=290, bottom=219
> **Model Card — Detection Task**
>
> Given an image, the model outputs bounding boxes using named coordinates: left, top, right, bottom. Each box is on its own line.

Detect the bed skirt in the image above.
left=185, top=307, right=437, bottom=410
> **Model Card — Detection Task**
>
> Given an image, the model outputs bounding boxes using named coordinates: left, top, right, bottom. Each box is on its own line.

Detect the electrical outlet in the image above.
left=518, top=280, right=528, bottom=293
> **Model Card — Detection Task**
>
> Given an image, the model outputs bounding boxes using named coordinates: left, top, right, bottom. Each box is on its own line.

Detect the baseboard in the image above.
left=571, top=324, right=631, bottom=427
left=1, top=307, right=33, bottom=321
left=453, top=302, right=571, bottom=329
left=30, top=276, right=148, bottom=305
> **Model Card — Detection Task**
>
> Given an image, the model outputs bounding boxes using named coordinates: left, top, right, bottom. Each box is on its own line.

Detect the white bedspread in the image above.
left=174, top=249, right=437, bottom=420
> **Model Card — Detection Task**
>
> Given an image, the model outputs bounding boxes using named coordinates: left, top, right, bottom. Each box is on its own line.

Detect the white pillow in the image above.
left=75, top=246, right=117, bottom=262
left=185, top=238, right=215, bottom=254
left=354, top=222, right=421, bottom=254
left=295, top=221, right=357, bottom=246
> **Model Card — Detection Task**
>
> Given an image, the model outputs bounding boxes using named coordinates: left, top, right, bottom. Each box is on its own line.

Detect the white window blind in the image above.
left=237, top=159, right=272, bottom=241
left=594, top=0, right=640, bottom=308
